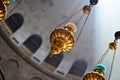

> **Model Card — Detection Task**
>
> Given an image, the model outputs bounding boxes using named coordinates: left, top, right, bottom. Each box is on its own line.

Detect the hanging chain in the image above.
left=96, top=48, right=110, bottom=64
left=75, top=13, right=84, bottom=25
left=55, top=0, right=89, bottom=28
left=76, top=14, right=90, bottom=43
left=56, top=7, right=83, bottom=28
left=108, top=50, right=117, bottom=80
left=6, top=0, right=22, bottom=19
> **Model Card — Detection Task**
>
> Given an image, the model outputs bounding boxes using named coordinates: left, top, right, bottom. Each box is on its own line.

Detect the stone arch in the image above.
left=69, top=59, right=87, bottom=77
left=4, top=58, right=21, bottom=80
left=5, top=13, right=24, bottom=33
left=23, top=34, right=42, bottom=53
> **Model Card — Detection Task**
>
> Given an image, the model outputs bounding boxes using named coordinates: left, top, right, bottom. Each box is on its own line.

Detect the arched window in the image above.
left=69, top=59, right=87, bottom=77
left=45, top=53, right=63, bottom=67
left=5, top=13, right=24, bottom=33
left=23, top=34, right=42, bottom=53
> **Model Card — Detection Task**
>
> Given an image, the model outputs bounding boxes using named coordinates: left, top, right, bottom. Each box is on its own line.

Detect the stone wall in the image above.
left=0, top=33, right=55, bottom=80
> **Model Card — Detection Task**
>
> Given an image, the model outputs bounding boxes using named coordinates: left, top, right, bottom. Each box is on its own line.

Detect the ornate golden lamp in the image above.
left=50, top=0, right=98, bottom=56
left=0, top=0, right=7, bottom=21
left=83, top=31, right=120, bottom=80
left=50, top=23, right=76, bottom=55
left=83, top=64, right=106, bottom=80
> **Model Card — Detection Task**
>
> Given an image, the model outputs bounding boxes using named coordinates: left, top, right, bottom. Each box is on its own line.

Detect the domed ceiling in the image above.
left=0, top=0, right=120, bottom=80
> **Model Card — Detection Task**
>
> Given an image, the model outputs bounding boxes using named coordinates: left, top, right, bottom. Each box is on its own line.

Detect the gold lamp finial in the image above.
left=50, top=23, right=77, bottom=56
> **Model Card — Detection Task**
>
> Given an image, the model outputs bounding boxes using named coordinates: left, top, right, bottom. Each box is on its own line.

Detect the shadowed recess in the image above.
left=45, top=53, right=64, bottom=68
left=23, top=34, right=42, bottom=53
left=69, top=59, right=87, bottom=77
left=5, top=13, right=24, bottom=33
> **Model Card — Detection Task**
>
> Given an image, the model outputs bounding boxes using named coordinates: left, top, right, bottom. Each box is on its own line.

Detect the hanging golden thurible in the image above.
left=83, top=64, right=106, bottom=80
left=0, top=0, right=6, bottom=21
left=3, top=0, right=10, bottom=5
left=109, top=42, right=117, bottom=50
left=50, top=23, right=76, bottom=55
left=83, top=5, right=91, bottom=14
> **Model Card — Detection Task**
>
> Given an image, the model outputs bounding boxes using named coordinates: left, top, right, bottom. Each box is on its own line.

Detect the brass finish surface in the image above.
left=109, top=42, right=117, bottom=50
left=64, top=23, right=76, bottom=35
left=93, top=69, right=104, bottom=77
left=0, top=1, right=6, bottom=21
left=83, top=5, right=91, bottom=14
left=50, top=23, right=76, bottom=55
left=3, top=0, right=10, bottom=5
left=83, top=69, right=105, bottom=80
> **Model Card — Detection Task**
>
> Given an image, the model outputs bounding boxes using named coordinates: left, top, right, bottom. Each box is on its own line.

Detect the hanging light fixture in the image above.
left=83, top=64, right=106, bottom=80
left=50, top=23, right=76, bottom=56
left=50, top=0, right=98, bottom=56
left=82, top=31, right=120, bottom=80
left=0, top=0, right=7, bottom=21
left=0, top=0, right=16, bottom=21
